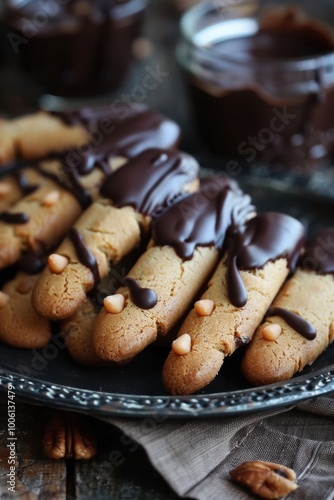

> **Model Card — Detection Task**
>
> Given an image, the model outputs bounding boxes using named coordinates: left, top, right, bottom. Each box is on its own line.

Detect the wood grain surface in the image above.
left=0, top=394, right=179, bottom=499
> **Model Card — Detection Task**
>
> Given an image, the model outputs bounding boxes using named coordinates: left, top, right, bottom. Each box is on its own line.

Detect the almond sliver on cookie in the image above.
left=242, top=227, right=334, bottom=386
left=32, top=149, right=199, bottom=320
left=92, top=176, right=254, bottom=364
left=162, top=212, right=305, bottom=395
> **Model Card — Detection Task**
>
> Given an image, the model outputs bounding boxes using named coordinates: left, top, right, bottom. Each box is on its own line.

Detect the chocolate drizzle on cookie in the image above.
left=100, top=149, right=199, bottom=216
left=122, top=277, right=158, bottom=309
left=266, top=307, right=317, bottom=340
left=14, top=171, right=39, bottom=196
left=227, top=254, right=248, bottom=308
left=0, top=212, right=29, bottom=224
left=19, top=253, right=45, bottom=274
left=262, top=228, right=334, bottom=340
left=41, top=106, right=181, bottom=208
left=152, top=177, right=253, bottom=260
left=53, top=105, right=180, bottom=174
left=226, top=213, right=305, bottom=307
left=36, top=161, right=92, bottom=208
left=69, top=228, right=100, bottom=287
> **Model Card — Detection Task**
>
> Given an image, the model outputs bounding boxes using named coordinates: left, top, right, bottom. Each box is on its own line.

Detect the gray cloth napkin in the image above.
left=100, top=394, right=334, bottom=499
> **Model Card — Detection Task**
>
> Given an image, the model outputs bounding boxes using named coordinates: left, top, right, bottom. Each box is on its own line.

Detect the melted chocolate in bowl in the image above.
left=3, top=0, right=147, bottom=97
left=180, top=3, right=334, bottom=170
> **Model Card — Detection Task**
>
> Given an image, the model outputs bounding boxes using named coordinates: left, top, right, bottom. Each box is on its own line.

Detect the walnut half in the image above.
left=43, top=413, right=97, bottom=460
left=230, top=460, right=298, bottom=499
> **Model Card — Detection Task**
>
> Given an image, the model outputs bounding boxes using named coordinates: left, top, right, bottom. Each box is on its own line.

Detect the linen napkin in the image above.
left=100, top=394, right=334, bottom=499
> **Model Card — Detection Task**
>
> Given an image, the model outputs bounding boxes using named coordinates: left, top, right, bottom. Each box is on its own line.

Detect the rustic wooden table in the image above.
left=0, top=394, right=180, bottom=499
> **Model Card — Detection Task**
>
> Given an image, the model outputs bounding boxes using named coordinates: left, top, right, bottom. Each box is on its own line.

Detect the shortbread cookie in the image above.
left=241, top=228, right=334, bottom=386
left=0, top=103, right=180, bottom=166
left=92, top=177, right=253, bottom=363
left=0, top=168, right=42, bottom=211
left=0, top=272, right=51, bottom=349
left=60, top=242, right=147, bottom=366
left=0, top=111, right=87, bottom=165
left=162, top=212, right=305, bottom=395
left=61, top=299, right=104, bottom=367
left=32, top=149, right=199, bottom=320
left=0, top=175, right=83, bottom=270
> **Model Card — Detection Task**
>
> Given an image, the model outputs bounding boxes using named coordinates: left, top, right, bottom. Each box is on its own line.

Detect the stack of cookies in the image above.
left=0, top=105, right=333, bottom=394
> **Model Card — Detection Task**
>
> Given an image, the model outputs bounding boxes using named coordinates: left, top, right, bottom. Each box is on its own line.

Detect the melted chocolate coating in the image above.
left=14, top=171, right=39, bottom=196
left=36, top=163, right=92, bottom=209
left=100, top=148, right=199, bottom=216
left=300, top=227, right=334, bottom=274
left=234, top=213, right=305, bottom=270
left=267, top=307, right=317, bottom=340
left=69, top=228, right=100, bottom=287
left=55, top=105, right=181, bottom=175
left=227, top=254, right=248, bottom=308
left=41, top=106, right=180, bottom=208
left=226, top=213, right=305, bottom=307
left=53, top=104, right=146, bottom=128
left=19, top=253, right=45, bottom=275
left=266, top=227, right=334, bottom=341
left=122, top=277, right=158, bottom=309
left=152, top=177, right=253, bottom=260
left=50, top=106, right=180, bottom=207
left=0, top=212, right=29, bottom=224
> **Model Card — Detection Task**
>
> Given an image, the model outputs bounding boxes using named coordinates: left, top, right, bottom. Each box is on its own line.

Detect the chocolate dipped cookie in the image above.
left=32, top=149, right=199, bottom=320
left=0, top=106, right=181, bottom=270
left=0, top=104, right=180, bottom=166
left=92, top=177, right=253, bottom=364
left=162, top=212, right=305, bottom=395
left=241, top=228, right=334, bottom=385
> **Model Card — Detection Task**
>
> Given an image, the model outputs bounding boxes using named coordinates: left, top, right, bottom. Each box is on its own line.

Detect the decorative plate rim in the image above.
left=0, top=172, right=333, bottom=418
left=1, top=364, right=334, bottom=418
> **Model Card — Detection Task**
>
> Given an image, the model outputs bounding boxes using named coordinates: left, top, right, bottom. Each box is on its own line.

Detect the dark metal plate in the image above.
left=0, top=177, right=333, bottom=417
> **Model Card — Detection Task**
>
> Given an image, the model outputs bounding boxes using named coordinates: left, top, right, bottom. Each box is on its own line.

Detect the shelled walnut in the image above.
left=230, top=461, right=298, bottom=499
left=43, top=412, right=97, bottom=460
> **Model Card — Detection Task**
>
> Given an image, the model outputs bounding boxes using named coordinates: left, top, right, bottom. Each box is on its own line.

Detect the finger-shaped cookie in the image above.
left=61, top=247, right=144, bottom=366
left=0, top=176, right=83, bottom=269
left=241, top=228, right=334, bottom=386
left=0, top=168, right=44, bottom=211
left=32, top=149, right=200, bottom=320
left=61, top=298, right=104, bottom=367
left=0, top=272, right=51, bottom=349
left=92, top=177, right=254, bottom=363
left=0, top=149, right=120, bottom=271
left=162, top=212, right=305, bottom=395
left=0, top=104, right=181, bottom=168
left=0, top=103, right=181, bottom=270
left=0, top=111, right=87, bottom=165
